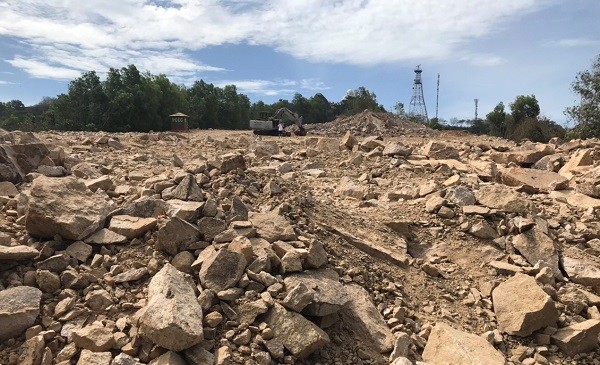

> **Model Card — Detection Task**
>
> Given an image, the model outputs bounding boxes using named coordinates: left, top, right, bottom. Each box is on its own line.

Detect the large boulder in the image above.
left=72, top=324, right=115, bottom=351
left=492, top=273, right=559, bottom=336
left=551, top=319, right=600, bottom=356
left=263, top=303, right=330, bottom=359
left=199, top=249, right=246, bottom=291
left=0, top=286, right=42, bottom=340
left=248, top=211, right=296, bottom=243
left=562, top=249, right=600, bottom=288
left=0, top=141, right=50, bottom=183
left=422, top=322, right=506, bottom=365
left=500, top=167, right=568, bottom=193
left=284, top=270, right=350, bottom=317
left=156, top=217, right=202, bottom=255
left=161, top=174, right=204, bottom=202
left=512, top=227, right=561, bottom=278
left=21, top=176, right=113, bottom=240
left=341, top=284, right=394, bottom=353
left=108, top=215, right=157, bottom=239
left=474, top=184, right=532, bottom=214
left=422, top=141, right=460, bottom=160
left=138, top=264, right=203, bottom=351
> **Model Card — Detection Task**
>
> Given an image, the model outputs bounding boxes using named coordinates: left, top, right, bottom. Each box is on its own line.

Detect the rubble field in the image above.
left=1, top=112, right=600, bottom=365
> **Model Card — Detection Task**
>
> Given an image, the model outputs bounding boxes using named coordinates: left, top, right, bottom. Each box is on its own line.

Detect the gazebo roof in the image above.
left=169, top=112, right=189, bottom=117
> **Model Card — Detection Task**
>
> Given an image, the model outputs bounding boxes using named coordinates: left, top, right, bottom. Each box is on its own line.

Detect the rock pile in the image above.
left=304, top=110, right=431, bottom=137
left=1, top=125, right=600, bottom=365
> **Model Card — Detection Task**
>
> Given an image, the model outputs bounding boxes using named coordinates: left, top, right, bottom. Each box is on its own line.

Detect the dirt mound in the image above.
left=304, top=110, right=434, bottom=137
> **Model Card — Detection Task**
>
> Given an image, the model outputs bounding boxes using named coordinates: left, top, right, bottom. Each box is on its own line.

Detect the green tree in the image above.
left=506, top=95, right=540, bottom=139
left=565, top=55, right=600, bottom=138
left=393, top=101, right=405, bottom=116
left=339, top=86, right=385, bottom=115
left=486, top=102, right=507, bottom=137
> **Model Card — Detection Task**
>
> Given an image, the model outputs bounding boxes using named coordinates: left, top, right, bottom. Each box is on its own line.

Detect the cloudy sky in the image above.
left=0, top=0, right=598, bottom=124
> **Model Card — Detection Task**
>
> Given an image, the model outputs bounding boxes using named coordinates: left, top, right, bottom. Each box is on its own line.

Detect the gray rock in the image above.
left=199, top=249, right=246, bottom=291
left=161, top=174, right=204, bottom=202
left=249, top=211, right=297, bottom=243
left=492, top=273, right=559, bottom=336
left=552, top=319, right=600, bottom=356
left=0, top=286, right=42, bottom=340
left=85, top=228, right=128, bottom=245
left=513, top=227, right=561, bottom=278
left=21, top=176, right=113, bottom=240
left=341, top=284, right=394, bottom=353
left=0, top=245, right=39, bottom=260
left=156, top=217, right=202, bottom=255
left=422, top=322, right=505, bottom=365
left=138, top=264, right=203, bottom=351
left=264, top=303, right=330, bottom=359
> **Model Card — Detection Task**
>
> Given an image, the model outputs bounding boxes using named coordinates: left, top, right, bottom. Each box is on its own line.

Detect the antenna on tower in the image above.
left=474, top=99, right=479, bottom=121
left=435, top=73, right=440, bottom=121
left=409, top=65, right=428, bottom=123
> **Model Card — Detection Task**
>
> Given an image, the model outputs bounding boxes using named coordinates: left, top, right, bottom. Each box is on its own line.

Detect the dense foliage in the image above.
left=565, top=55, right=600, bottom=138
left=0, top=65, right=386, bottom=132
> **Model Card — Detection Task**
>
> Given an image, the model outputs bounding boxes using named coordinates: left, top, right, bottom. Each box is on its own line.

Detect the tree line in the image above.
left=2, top=55, right=599, bottom=142
left=0, top=65, right=385, bottom=133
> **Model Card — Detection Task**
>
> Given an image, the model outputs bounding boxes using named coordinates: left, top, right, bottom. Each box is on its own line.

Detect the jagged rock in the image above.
left=108, top=215, right=157, bottom=239
left=500, top=167, right=568, bottom=193
left=21, top=176, right=113, bottom=240
left=150, top=351, right=187, bottom=365
left=423, top=141, right=459, bottom=160
left=65, top=241, right=93, bottom=262
left=285, top=270, right=349, bottom=316
left=71, top=162, right=102, bottom=179
left=199, top=249, right=246, bottom=291
left=85, top=228, right=128, bottom=245
left=85, top=289, right=114, bottom=312
left=469, top=221, right=498, bottom=239
left=425, top=195, right=445, bottom=213
left=562, top=249, right=600, bottom=287
left=335, top=177, right=366, bottom=200
left=282, top=282, right=314, bottom=313
left=474, top=184, right=532, bottom=213
left=492, top=273, right=559, bottom=336
left=549, top=190, right=600, bottom=209
left=220, top=153, right=246, bottom=173
left=35, top=269, right=61, bottom=293
left=112, top=353, right=143, bottom=365
left=112, top=268, right=148, bottom=283
left=304, top=240, right=328, bottom=269
left=166, top=199, right=204, bottom=222
left=77, top=349, right=112, bottom=365
left=110, top=198, right=168, bottom=218
left=138, top=264, right=203, bottom=351
left=558, top=148, right=593, bottom=178
left=161, top=174, right=204, bottom=202
left=84, top=175, right=114, bottom=192
left=264, top=303, right=330, bottom=359
left=248, top=211, right=296, bottom=243
left=513, top=227, right=561, bottom=278
left=533, top=154, right=563, bottom=172
left=183, top=343, right=214, bottom=364
left=552, top=319, right=600, bottom=356
left=18, top=334, right=45, bottom=365
left=72, top=324, right=115, bottom=351
left=0, top=286, right=42, bottom=340
left=490, top=144, right=553, bottom=165
left=445, top=186, right=476, bottom=206
left=0, top=245, right=39, bottom=260
left=340, top=131, right=358, bottom=149
left=156, top=217, right=202, bottom=255
left=382, top=141, right=412, bottom=157
left=197, top=217, right=227, bottom=242
left=0, top=181, right=19, bottom=196
left=341, top=284, right=394, bottom=353
left=470, top=160, right=498, bottom=181
left=0, top=141, right=50, bottom=182
left=422, top=322, right=506, bottom=365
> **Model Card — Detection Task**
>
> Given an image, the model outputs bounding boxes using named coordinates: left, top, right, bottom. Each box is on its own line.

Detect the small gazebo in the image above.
left=169, top=112, right=189, bottom=132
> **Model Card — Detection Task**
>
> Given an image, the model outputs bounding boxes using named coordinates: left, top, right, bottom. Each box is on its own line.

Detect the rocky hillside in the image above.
left=0, top=123, right=599, bottom=365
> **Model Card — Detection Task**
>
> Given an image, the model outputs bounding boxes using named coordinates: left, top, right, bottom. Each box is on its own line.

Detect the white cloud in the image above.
left=0, top=80, right=16, bottom=85
left=461, top=54, right=506, bottom=67
left=0, top=0, right=550, bottom=88
left=545, top=38, right=600, bottom=48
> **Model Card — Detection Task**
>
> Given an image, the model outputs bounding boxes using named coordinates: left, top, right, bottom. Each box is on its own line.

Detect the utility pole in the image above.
left=408, top=65, right=428, bottom=123
left=474, top=98, right=479, bottom=121
left=435, top=73, right=440, bottom=121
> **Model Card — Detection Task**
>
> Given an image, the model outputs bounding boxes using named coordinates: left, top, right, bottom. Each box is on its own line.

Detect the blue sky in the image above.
left=0, top=0, right=598, bottom=125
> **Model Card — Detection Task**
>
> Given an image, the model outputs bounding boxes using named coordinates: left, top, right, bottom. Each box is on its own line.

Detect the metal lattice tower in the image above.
left=409, top=65, right=428, bottom=122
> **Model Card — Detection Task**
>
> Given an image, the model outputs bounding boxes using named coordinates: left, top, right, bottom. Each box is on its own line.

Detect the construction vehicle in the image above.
left=249, top=108, right=307, bottom=136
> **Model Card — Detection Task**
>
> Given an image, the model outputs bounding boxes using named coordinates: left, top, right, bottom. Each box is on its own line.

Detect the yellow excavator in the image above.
left=249, top=108, right=307, bottom=136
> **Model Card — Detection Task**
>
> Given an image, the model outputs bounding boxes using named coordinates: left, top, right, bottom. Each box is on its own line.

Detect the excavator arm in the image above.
left=272, top=108, right=305, bottom=130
